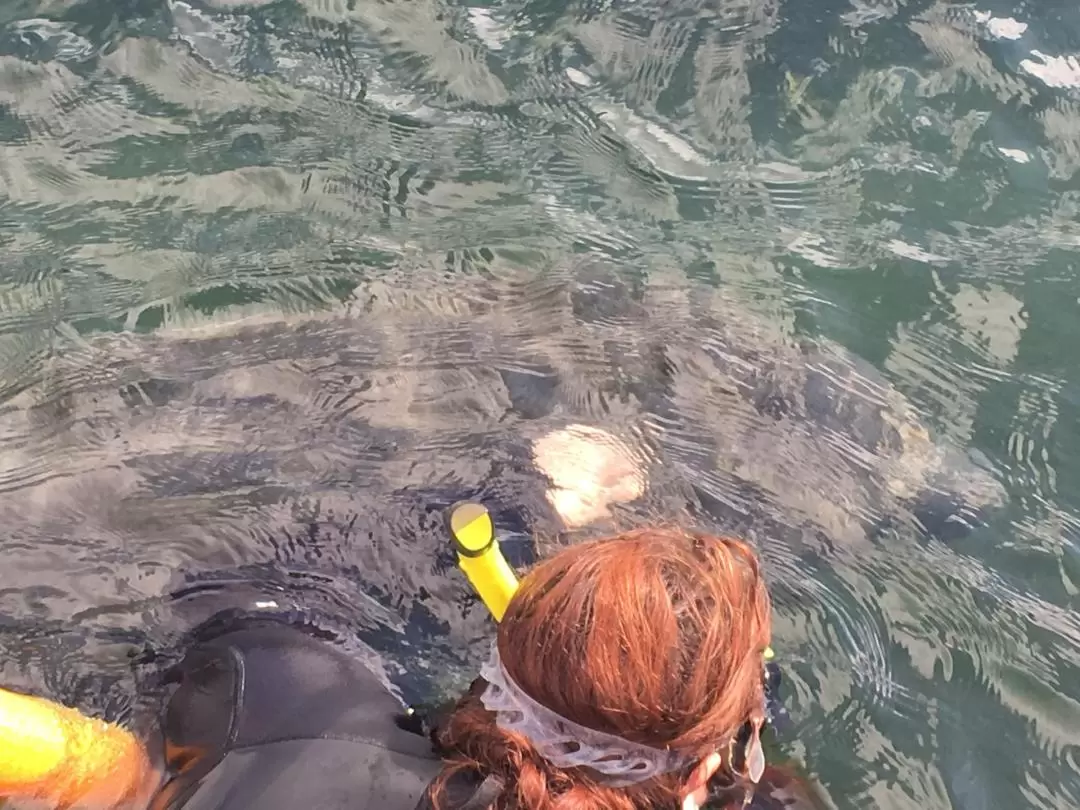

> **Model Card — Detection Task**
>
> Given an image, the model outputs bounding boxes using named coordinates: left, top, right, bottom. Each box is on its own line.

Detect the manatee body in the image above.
left=0, top=258, right=1003, bottom=637
left=561, top=258, right=1004, bottom=546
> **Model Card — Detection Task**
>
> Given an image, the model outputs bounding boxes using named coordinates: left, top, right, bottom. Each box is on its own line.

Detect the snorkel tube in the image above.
left=446, top=501, right=520, bottom=622
left=398, top=502, right=522, bottom=736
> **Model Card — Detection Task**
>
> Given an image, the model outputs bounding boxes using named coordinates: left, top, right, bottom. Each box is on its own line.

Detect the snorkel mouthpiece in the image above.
left=447, top=502, right=520, bottom=622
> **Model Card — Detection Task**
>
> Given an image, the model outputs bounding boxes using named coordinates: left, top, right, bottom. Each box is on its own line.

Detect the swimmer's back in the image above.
left=153, top=620, right=479, bottom=810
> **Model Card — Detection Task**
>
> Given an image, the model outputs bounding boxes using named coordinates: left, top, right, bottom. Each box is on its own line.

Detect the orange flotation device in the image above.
left=0, top=686, right=152, bottom=808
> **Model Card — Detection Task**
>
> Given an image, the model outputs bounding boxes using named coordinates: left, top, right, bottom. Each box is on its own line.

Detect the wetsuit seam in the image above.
left=226, top=734, right=437, bottom=759
left=225, top=646, right=245, bottom=749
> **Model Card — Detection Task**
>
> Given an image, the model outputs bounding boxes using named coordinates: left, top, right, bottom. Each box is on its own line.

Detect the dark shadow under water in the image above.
left=0, top=261, right=1007, bottom=723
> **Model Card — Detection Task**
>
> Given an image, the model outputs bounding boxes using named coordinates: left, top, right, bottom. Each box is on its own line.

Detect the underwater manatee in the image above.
left=0, top=257, right=1003, bottom=648
left=558, top=259, right=1004, bottom=547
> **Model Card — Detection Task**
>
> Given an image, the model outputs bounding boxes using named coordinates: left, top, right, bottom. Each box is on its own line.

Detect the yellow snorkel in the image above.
left=446, top=501, right=520, bottom=622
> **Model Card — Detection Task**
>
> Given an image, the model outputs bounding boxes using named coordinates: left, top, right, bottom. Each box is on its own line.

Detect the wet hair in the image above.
left=431, top=527, right=772, bottom=810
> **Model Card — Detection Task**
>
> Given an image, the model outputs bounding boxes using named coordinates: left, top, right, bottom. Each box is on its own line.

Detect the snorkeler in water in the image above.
left=0, top=498, right=827, bottom=810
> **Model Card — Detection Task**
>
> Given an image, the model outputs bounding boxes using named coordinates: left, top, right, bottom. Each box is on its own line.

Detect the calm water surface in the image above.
left=1, top=1, right=1079, bottom=809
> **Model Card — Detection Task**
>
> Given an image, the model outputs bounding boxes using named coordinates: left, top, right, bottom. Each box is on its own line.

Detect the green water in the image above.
left=1, top=1, right=1079, bottom=809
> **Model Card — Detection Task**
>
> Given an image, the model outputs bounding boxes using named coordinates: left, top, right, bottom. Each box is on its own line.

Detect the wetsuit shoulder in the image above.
left=154, top=621, right=442, bottom=810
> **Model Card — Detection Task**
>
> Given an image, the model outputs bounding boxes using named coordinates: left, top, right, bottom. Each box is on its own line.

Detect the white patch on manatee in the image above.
left=1020, top=51, right=1080, bottom=89
left=998, top=147, right=1032, bottom=164
left=533, top=424, right=646, bottom=529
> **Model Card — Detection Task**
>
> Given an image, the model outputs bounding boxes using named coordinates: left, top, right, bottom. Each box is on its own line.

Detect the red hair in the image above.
left=432, top=527, right=772, bottom=810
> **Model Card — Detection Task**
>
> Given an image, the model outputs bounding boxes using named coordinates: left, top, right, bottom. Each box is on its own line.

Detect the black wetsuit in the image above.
left=151, top=620, right=489, bottom=810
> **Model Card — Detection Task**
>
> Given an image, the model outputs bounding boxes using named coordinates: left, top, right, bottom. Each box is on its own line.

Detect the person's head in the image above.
left=433, top=527, right=772, bottom=810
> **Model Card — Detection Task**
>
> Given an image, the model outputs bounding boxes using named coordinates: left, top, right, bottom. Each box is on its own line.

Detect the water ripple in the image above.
left=0, top=3, right=1078, bottom=810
